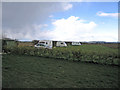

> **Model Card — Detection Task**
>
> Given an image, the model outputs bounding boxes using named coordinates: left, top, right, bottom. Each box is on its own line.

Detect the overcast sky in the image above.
left=2, top=2, right=118, bottom=42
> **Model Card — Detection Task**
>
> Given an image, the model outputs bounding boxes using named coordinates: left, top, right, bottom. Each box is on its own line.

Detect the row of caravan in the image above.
left=35, top=40, right=81, bottom=49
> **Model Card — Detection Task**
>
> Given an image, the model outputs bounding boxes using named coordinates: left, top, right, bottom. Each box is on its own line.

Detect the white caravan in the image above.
left=72, top=42, right=81, bottom=45
left=56, top=41, right=67, bottom=47
left=34, top=40, right=52, bottom=49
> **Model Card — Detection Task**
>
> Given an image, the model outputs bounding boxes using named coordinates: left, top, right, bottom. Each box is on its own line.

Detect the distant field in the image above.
left=2, top=54, right=119, bottom=88
left=18, top=42, right=34, bottom=47
left=83, top=43, right=118, bottom=49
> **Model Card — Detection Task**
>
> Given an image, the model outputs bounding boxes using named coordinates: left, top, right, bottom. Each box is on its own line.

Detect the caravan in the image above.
left=34, top=40, right=67, bottom=48
left=72, top=42, right=81, bottom=45
left=34, top=40, right=52, bottom=49
left=56, top=41, right=67, bottom=47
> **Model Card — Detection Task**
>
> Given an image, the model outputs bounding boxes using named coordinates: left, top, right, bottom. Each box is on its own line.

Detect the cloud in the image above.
left=3, top=16, right=97, bottom=41
left=50, top=16, right=97, bottom=41
left=2, top=2, right=73, bottom=29
left=80, top=32, right=118, bottom=42
left=49, top=15, right=54, bottom=18
left=62, top=2, right=73, bottom=11
left=2, top=2, right=118, bottom=42
left=3, top=15, right=117, bottom=42
left=3, top=24, right=53, bottom=40
left=97, top=11, right=118, bottom=17
left=50, top=16, right=117, bottom=42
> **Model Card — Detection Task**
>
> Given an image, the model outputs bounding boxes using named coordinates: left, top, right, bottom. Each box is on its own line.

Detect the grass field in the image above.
left=2, top=54, right=119, bottom=88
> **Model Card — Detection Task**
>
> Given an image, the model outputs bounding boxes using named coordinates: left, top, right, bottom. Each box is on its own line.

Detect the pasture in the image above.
left=2, top=54, right=119, bottom=88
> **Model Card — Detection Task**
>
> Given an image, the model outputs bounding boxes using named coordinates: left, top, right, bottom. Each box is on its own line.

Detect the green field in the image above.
left=2, top=54, right=119, bottom=88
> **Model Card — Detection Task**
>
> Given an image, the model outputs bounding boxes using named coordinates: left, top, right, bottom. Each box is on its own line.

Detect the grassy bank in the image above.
left=2, top=54, right=119, bottom=88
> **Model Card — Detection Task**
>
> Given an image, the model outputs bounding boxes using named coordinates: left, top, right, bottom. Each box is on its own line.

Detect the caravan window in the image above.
left=37, top=44, right=40, bottom=46
left=40, top=44, right=45, bottom=46
left=46, top=42, right=48, bottom=44
left=37, top=43, right=45, bottom=46
left=61, top=43, right=63, bottom=44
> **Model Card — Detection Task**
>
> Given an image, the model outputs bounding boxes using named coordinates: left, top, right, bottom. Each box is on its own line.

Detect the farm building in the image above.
left=2, top=38, right=18, bottom=48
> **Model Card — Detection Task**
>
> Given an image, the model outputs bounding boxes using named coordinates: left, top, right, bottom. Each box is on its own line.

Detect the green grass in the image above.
left=2, top=54, right=119, bottom=88
left=54, top=45, right=118, bottom=55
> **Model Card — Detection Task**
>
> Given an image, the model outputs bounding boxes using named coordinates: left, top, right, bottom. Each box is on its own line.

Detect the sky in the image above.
left=2, top=2, right=118, bottom=42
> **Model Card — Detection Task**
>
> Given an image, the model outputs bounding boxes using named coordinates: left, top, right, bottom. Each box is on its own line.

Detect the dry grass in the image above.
left=18, top=42, right=34, bottom=47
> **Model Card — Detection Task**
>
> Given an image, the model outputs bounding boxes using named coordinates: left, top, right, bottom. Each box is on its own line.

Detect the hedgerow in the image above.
left=3, top=45, right=119, bottom=66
